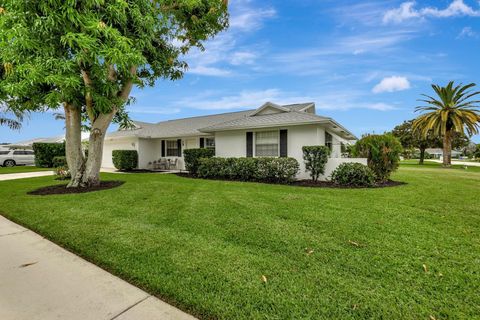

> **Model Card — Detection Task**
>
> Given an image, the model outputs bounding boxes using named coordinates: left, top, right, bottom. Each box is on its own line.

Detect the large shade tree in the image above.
left=413, top=82, right=480, bottom=167
left=0, top=0, right=228, bottom=187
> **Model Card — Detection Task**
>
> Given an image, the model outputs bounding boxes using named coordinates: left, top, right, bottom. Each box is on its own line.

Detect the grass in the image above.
left=0, top=164, right=479, bottom=319
left=0, top=166, right=52, bottom=174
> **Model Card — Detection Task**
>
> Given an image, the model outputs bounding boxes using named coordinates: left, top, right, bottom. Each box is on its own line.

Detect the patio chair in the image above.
left=169, top=158, right=178, bottom=170
left=159, top=158, right=168, bottom=170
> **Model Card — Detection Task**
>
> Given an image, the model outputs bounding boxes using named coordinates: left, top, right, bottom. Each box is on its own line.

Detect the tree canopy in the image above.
left=0, top=0, right=228, bottom=186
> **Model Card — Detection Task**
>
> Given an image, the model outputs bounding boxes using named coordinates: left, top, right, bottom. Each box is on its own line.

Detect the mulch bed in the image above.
left=175, top=173, right=406, bottom=189
left=28, top=181, right=125, bottom=196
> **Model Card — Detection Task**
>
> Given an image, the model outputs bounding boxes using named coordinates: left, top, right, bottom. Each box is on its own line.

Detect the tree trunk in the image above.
left=64, top=103, right=85, bottom=188
left=82, top=111, right=116, bottom=187
left=442, top=130, right=452, bottom=167
left=419, top=147, right=425, bottom=165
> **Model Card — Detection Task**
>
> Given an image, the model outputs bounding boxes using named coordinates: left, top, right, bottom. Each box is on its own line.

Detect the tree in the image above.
left=0, top=106, right=23, bottom=130
left=413, top=82, right=480, bottom=167
left=0, top=0, right=228, bottom=187
left=391, top=119, right=470, bottom=164
left=391, top=120, right=438, bottom=164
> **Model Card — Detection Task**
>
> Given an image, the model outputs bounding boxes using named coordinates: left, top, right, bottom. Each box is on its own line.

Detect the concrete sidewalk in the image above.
left=0, top=215, right=196, bottom=320
left=0, top=171, right=54, bottom=181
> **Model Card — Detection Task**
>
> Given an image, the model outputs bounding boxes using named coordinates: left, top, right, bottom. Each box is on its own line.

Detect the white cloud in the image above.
left=128, top=107, right=182, bottom=115
left=182, top=1, right=274, bottom=77
left=230, top=51, right=257, bottom=65
left=188, top=66, right=232, bottom=77
left=458, top=26, right=478, bottom=38
left=178, top=89, right=309, bottom=110
left=384, top=0, right=480, bottom=24
left=372, top=76, right=411, bottom=93
left=366, top=103, right=398, bottom=111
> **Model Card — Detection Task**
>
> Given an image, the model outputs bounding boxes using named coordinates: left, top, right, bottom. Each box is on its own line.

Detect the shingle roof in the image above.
left=199, top=111, right=329, bottom=132
left=105, top=102, right=356, bottom=140
left=106, top=109, right=253, bottom=139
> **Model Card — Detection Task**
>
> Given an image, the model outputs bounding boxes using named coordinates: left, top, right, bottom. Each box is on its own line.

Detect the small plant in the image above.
left=52, top=156, right=67, bottom=168
left=183, top=148, right=215, bottom=175
left=352, top=134, right=403, bottom=182
left=331, top=163, right=376, bottom=187
left=112, top=150, right=138, bottom=171
left=302, top=146, right=330, bottom=182
left=54, top=166, right=71, bottom=180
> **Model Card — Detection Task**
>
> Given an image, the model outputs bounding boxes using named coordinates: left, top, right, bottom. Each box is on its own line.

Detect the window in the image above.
left=166, top=140, right=178, bottom=156
left=255, top=131, right=279, bottom=157
left=13, top=150, right=25, bottom=155
left=325, top=131, right=333, bottom=152
left=0, top=151, right=9, bottom=155
left=205, top=137, right=215, bottom=148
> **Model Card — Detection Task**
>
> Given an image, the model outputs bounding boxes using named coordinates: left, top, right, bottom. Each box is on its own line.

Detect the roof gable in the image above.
left=250, top=102, right=289, bottom=116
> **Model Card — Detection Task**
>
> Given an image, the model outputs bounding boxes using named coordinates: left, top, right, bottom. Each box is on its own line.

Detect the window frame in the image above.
left=254, top=130, right=280, bottom=157
left=205, top=137, right=215, bottom=148
left=325, top=131, right=333, bottom=152
left=166, top=140, right=179, bottom=157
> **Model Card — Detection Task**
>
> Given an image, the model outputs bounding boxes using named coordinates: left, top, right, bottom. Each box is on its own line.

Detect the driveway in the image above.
left=0, top=215, right=196, bottom=320
left=430, top=159, right=480, bottom=167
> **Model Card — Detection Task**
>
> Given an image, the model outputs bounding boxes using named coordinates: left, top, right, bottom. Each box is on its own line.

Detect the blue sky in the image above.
left=1, top=0, right=480, bottom=142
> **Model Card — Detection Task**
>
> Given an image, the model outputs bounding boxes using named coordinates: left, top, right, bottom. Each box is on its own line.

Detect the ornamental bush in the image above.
left=52, top=156, right=67, bottom=168
left=112, top=150, right=138, bottom=171
left=32, top=142, right=66, bottom=167
left=197, top=157, right=299, bottom=184
left=330, top=163, right=376, bottom=187
left=302, top=146, right=331, bottom=181
left=54, top=166, right=71, bottom=180
left=183, top=148, right=215, bottom=175
left=352, top=134, right=403, bottom=182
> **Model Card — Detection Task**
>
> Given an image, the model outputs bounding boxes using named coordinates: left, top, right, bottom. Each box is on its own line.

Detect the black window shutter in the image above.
left=161, top=140, right=165, bottom=157
left=200, top=137, right=205, bottom=148
left=280, top=130, right=288, bottom=157
left=246, top=132, right=253, bottom=157
left=177, top=139, right=182, bottom=157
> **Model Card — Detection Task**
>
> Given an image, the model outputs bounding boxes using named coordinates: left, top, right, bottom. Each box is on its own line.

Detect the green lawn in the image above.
left=0, top=166, right=52, bottom=174
left=0, top=164, right=478, bottom=319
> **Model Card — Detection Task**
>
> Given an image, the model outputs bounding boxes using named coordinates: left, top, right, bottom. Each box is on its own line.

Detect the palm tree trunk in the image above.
left=442, top=130, right=452, bottom=167
left=419, top=147, right=426, bottom=165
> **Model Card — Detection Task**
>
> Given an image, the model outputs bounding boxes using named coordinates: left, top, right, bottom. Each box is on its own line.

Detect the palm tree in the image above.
left=413, top=81, right=480, bottom=167
left=0, top=106, right=23, bottom=130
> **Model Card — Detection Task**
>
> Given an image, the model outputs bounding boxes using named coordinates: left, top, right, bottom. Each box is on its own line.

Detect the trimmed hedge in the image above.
left=52, top=156, right=67, bottom=168
left=302, top=145, right=330, bottom=181
left=331, top=162, right=376, bottom=187
left=352, top=134, right=403, bottom=182
left=112, top=150, right=138, bottom=171
left=197, top=157, right=299, bottom=184
left=32, top=142, right=65, bottom=167
left=183, top=148, right=215, bottom=175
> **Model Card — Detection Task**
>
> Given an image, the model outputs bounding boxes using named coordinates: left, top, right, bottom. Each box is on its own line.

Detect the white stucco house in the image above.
left=102, top=102, right=366, bottom=179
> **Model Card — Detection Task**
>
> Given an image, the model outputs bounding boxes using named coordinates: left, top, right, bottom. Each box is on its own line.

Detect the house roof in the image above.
left=105, top=102, right=357, bottom=140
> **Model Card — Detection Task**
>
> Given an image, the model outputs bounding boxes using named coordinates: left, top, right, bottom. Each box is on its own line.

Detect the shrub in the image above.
left=54, top=166, right=71, bottom=180
left=32, top=142, right=65, bottom=167
left=183, top=148, right=215, bottom=175
left=197, top=157, right=299, bottom=184
left=352, top=134, right=403, bottom=182
left=52, top=156, right=67, bottom=168
left=112, top=150, right=138, bottom=171
left=302, top=146, right=331, bottom=181
left=330, top=163, right=376, bottom=187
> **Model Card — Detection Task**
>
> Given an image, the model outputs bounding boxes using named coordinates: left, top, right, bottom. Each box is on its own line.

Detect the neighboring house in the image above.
left=425, top=148, right=462, bottom=159
left=9, top=132, right=90, bottom=149
left=103, top=102, right=367, bottom=180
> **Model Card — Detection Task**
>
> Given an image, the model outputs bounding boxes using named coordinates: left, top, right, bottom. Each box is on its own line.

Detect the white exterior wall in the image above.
left=102, top=137, right=138, bottom=168
left=214, top=124, right=367, bottom=181
left=215, top=131, right=248, bottom=157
